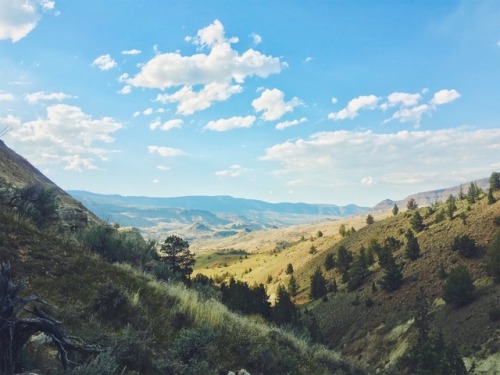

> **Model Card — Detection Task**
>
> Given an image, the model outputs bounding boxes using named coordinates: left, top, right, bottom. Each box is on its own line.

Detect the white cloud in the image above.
left=143, top=107, right=153, bottom=115
left=380, top=92, right=421, bottom=110
left=147, top=145, right=185, bottom=157
left=0, top=91, right=14, bottom=101
left=250, top=32, right=262, bottom=45
left=384, top=104, right=430, bottom=127
left=252, top=88, right=302, bottom=121
left=430, top=89, right=461, bottom=106
left=156, top=165, right=170, bottom=171
left=160, top=119, right=183, bottom=131
left=92, top=54, right=117, bottom=71
left=7, top=104, right=122, bottom=171
left=148, top=118, right=161, bottom=130
left=156, top=82, right=242, bottom=115
left=205, top=115, right=255, bottom=132
left=305, top=57, right=313, bottom=63
left=122, top=49, right=142, bottom=55
left=25, top=91, right=76, bottom=103
left=132, top=111, right=140, bottom=117
left=328, top=95, right=380, bottom=120
left=331, top=97, right=338, bottom=104
left=215, top=164, right=245, bottom=177
left=126, top=20, right=283, bottom=114
left=118, top=85, right=132, bottom=95
left=261, top=128, right=500, bottom=191
left=275, top=117, right=307, bottom=130
left=0, top=0, right=55, bottom=42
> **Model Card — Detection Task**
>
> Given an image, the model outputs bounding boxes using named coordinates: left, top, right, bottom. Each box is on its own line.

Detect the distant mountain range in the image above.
left=68, top=190, right=369, bottom=242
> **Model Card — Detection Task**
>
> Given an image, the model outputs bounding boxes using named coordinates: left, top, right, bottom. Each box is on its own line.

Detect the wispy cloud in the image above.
left=92, top=54, right=117, bottom=70
left=147, top=145, right=186, bottom=157
left=328, top=95, right=380, bottom=120
left=25, top=91, right=76, bottom=103
left=275, top=117, right=307, bottom=130
left=122, top=49, right=142, bottom=55
left=215, top=164, right=246, bottom=177
left=205, top=115, right=255, bottom=132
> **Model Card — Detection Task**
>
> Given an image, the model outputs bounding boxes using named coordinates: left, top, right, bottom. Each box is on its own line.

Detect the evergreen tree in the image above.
left=484, top=231, right=500, bottom=283
left=366, top=213, right=374, bottom=225
left=347, top=249, right=369, bottom=291
left=379, top=253, right=403, bottom=292
left=159, top=235, right=195, bottom=282
left=309, top=267, right=328, bottom=300
left=407, top=198, right=418, bottom=210
left=405, top=229, right=421, bottom=260
left=488, top=188, right=496, bottom=205
left=443, top=265, right=475, bottom=307
left=490, top=172, right=500, bottom=191
left=467, top=181, right=482, bottom=204
left=273, top=284, right=298, bottom=325
left=364, top=245, right=375, bottom=266
left=317, top=230, right=323, bottom=238
left=339, top=224, right=347, bottom=238
left=288, top=274, right=299, bottom=297
left=324, top=252, right=335, bottom=271
left=410, top=211, right=425, bottom=232
left=285, top=263, right=294, bottom=275
left=451, top=234, right=477, bottom=258
left=445, top=194, right=457, bottom=220
left=336, top=245, right=353, bottom=282
left=458, top=184, right=466, bottom=200
left=392, top=203, right=399, bottom=216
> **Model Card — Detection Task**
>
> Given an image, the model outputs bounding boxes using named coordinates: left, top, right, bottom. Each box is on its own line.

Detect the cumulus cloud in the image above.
left=384, top=104, right=430, bottom=127
left=430, top=89, right=461, bottom=106
left=25, top=91, right=76, bottom=103
left=215, top=164, right=246, bottom=177
left=118, top=85, right=132, bottom=95
left=275, top=117, right=307, bottom=130
left=331, top=97, right=338, bottom=104
left=157, top=119, right=183, bottom=131
left=143, top=107, right=153, bottom=115
left=6, top=104, right=122, bottom=171
left=380, top=92, right=421, bottom=110
left=261, top=128, right=500, bottom=191
left=0, top=91, right=14, bottom=101
left=147, top=145, right=185, bottom=157
left=205, top=115, right=255, bottom=132
left=252, top=88, right=302, bottom=121
left=126, top=20, right=283, bottom=114
left=328, top=95, right=380, bottom=120
left=122, top=49, right=142, bottom=55
left=92, top=54, right=117, bottom=70
left=156, top=82, right=242, bottom=115
left=0, top=0, right=55, bottom=42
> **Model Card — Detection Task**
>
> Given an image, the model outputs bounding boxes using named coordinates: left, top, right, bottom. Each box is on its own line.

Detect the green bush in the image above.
left=92, top=283, right=137, bottom=325
left=451, top=234, right=477, bottom=258
left=488, top=307, right=500, bottom=322
left=443, top=265, right=475, bottom=307
left=61, top=351, right=118, bottom=375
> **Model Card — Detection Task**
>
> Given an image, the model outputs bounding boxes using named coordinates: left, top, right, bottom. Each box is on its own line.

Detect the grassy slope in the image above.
left=195, top=192, right=500, bottom=373
left=300, top=193, right=500, bottom=372
left=0, top=211, right=363, bottom=375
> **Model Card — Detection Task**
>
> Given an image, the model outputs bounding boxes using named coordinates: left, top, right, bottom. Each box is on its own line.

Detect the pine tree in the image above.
left=484, top=231, right=500, bottom=283
left=392, top=203, right=399, bottom=216
left=445, top=194, right=457, bottom=219
left=490, top=172, right=500, bottom=191
left=407, top=198, right=418, bottom=210
left=324, top=252, right=335, bottom=271
left=458, top=184, right=466, bottom=200
left=285, top=263, right=294, bottom=275
left=309, top=267, right=328, bottom=300
left=410, top=211, right=425, bottom=232
left=348, top=249, right=370, bottom=290
left=159, top=235, right=195, bottom=282
left=451, top=234, right=477, bottom=258
left=379, top=253, right=403, bottom=292
left=366, top=213, right=374, bottom=225
left=336, top=245, right=353, bottom=282
left=405, top=229, right=420, bottom=260
left=273, top=284, right=298, bottom=325
left=339, top=224, right=347, bottom=237
left=443, top=265, right=475, bottom=307
left=488, top=188, right=496, bottom=205
left=288, top=274, right=299, bottom=297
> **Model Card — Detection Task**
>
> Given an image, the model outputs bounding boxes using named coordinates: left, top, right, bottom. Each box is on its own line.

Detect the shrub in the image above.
left=92, top=284, right=137, bottom=325
left=366, top=214, right=374, bottom=225
left=451, top=234, right=477, bottom=258
left=488, top=307, right=500, bottom=322
left=443, top=265, right=475, bottom=307
left=61, top=351, right=118, bottom=375
left=484, top=231, right=500, bottom=283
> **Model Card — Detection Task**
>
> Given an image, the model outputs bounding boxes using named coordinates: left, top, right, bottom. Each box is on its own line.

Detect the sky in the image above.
left=0, top=0, right=499, bottom=207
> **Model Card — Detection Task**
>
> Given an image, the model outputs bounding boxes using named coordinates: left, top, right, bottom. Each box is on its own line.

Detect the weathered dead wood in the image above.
left=0, top=261, right=99, bottom=374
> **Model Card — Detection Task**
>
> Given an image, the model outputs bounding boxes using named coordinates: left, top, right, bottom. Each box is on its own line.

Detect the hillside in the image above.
left=194, top=181, right=500, bottom=374
left=0, top=141, right=362, bottom=374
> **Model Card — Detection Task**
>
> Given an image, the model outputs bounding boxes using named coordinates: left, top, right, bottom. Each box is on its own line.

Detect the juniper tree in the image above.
left=490, top=172, right=500, bottom=191
left=159, top=235, right=195, bottom=282
left=445, top=194, right=457, bottom=219
left=405, top=229, right=421, bottom=260
left=410, top=211, right=425, bottom=232
left=336, top=245, right=353, bottom=283
left=273, top=284, right=298, bottom=325
left=288, top=274, right=299, bottom=297
left=324, top=252, right=335, bottom=271
left=379, top=252, right=403, bottom=292
left=309, top=267, right=328, bottom=300
left=484, top=231, right=500, bottom=283
left=392, top=203, right=399, bottom=216
left=339, top=224, right=347, bottom=237
left=443, top=265, right=475, bottom=307
left=366, top=214, right=374, bottom=225
left=285, top=263, right=294, bottom=275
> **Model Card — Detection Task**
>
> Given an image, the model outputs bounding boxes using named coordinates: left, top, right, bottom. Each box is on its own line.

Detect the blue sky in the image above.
left=0, top=0, right=499, bottom=206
